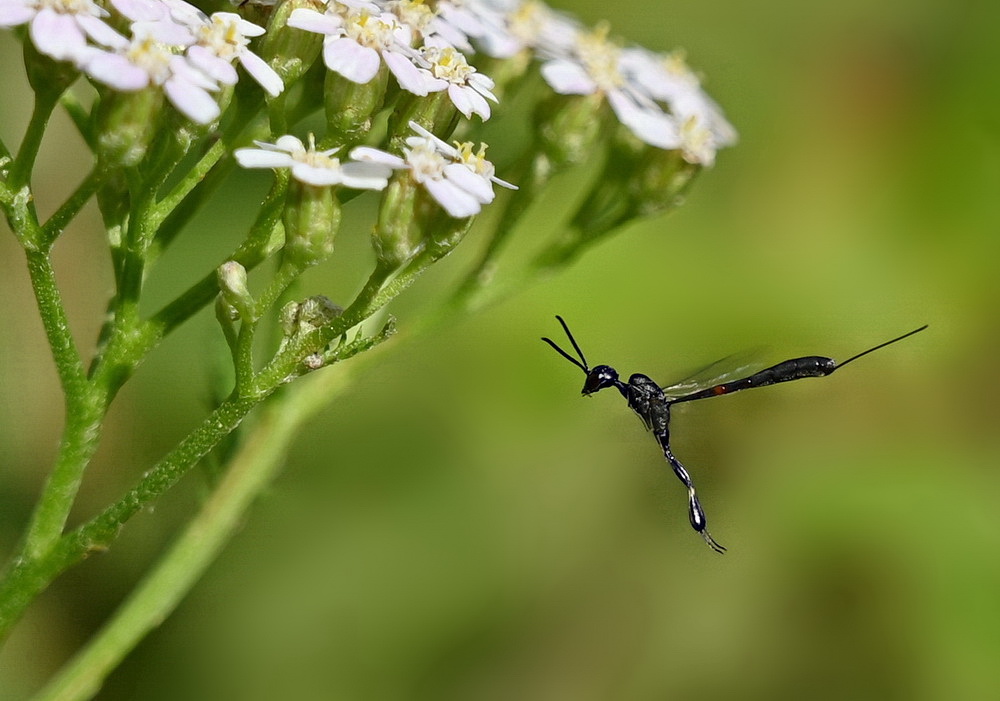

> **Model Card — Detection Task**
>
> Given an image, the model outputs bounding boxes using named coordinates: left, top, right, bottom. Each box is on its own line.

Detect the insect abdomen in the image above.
left=677, top=356, right=837, bottom=401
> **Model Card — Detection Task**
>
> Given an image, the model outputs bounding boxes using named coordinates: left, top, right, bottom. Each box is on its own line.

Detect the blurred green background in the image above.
left=2, top=0, right=999, bottom=699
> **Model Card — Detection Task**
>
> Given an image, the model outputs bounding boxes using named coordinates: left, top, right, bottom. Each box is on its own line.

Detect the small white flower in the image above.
left=0, top=0, right=126, bottom=62
left=235, top=134, right=394, bottom=189
left=419, top=45, right=496, bottom=120
left=350, top=121, right=515, bottom=217
left=288, top=1, right=438, bottom=96
left=110, top=0, right=202, bottom=44
left=619, top=47, right=737, bottom=150
left=187, top=12, right=283, bottom=97
left=383, top=0, right=477, bottom=53
left=473, top=0, right=580, bottom=59
left=539, top=25, right=692, bottom=152
left=408, top=122, right=516, bottom=202
left=78, top=35, right=222, bottom=124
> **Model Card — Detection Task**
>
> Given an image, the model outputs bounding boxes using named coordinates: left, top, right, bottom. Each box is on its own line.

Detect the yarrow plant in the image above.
left=0, top=0, right=734, bottom=695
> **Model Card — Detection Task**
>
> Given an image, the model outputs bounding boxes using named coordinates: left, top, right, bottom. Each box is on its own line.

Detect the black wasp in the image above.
left=542, top=316, right=928, bottom=553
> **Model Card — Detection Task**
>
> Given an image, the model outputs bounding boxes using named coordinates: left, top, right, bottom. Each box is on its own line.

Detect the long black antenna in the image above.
left=541, top=315, right=590, bottom=373
left=836, top=324, right=928, bottom=369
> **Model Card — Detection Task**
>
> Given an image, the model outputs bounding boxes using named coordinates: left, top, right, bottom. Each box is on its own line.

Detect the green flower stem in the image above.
left=58, top=92, right=94, bottom=150
left=252, top=254, right=432, bottom=400
left=0, top=134, right=12, bottom=165
left=30, top=326, right=395, bottom=701
left=151, top=106, right=270, bottom=252
left=28, top=397, right=305, bottom=701
left=153, top=159, right=235, bottom=253
left=0, top=268, right=410, bottom=642
left=18, top=250, right=105, bottom=559
left=9, top=90, right=59, bottom=191
left=235, top=261, right=301, bottom=391
left=114, top=183, right=160, bottom=325
left=90, top=175, right=289, bottom=400
left=39, top=168, right=107, bottom=249
left=0, top=392, right=260, bottom=643
left=149, top=138, right=228, bottom=232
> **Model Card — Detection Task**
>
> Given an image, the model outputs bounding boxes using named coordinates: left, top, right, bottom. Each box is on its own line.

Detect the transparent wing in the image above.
left=660, top=348, right=768, bottom=399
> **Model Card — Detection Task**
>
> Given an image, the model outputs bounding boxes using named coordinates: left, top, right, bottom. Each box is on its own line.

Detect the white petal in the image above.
left=339, top=161, right=392, bottom=190
left=169, top=55, right=218, bottom=90
left=490, top=174, right=518, bottom=191
left=445, top=163, right=493, bottom=203
left=188, top=45, right=238, bottom=85
left=291, top=162, right=343, bottom=186
left=609, top=93, right=679, bottom=149
left=540, top=59, right=596, bottom=95
left=406, top=122, right=457, bottom=157
left=31, top=10, right=87, bottom=61
left=82, top=51, right=150, bottom=90
left=234, top=148, right=296, bottom=169
left=139, top=16, right=195, bottom=44
left=470, top=77, right=498, bottom=103
left=75, top=14, right=128, bottom=49
left=324, top=37, right=380, bottom=84
left=424, top=177, right=481, bottom=217
left=349, top=146, right=407, bottom=169
left=475, top=28, right=521, bottom=59
left=450, top=84, right=490, bottom=120
left=0, top=0, right=36, bottom=28
left=273, top=135, right=305, bottom=153
left=213, top=12, right=265, bottom=37
left=164, top=76, right=220, bottom=123
left=287, top=8, right=341, bottom=35
left=446, top=83, right=474, bottom=119
left=111, top=0, right=167, bottom=22
left=238, top=50, right=284, bottom=96
left=383, top=50, right=443, bottom=96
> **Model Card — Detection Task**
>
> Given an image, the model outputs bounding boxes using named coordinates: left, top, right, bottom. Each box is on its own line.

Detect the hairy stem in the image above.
left=30, top=329, right=394, bottom=701
left=0, top=393, right=260, bottom=643
left=19, top=251, right=105, bottom=559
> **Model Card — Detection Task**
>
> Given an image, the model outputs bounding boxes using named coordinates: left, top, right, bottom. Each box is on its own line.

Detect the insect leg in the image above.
left=656, top=433, right=727, bottom=553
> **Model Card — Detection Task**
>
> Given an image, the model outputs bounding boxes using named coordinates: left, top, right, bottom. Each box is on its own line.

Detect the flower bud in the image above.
left=282, top=181, right=342, bottom=270
left=389, top=90, right=460, bottom=150
left=371, top=173, right=421, bottom=268
left=629, top=146, right=701, bottom=218
left=22, top=38, right=78, bottom=101
left=258, top=0, right=324, bottom=89
left=217, top=261, right=254, bottom=320
left=424, top=214, right=474, bottom=262
left=535, top=92, right=608, bottom=167
left=95, top=88, right=164, bottom=168
left=325, top=66, right=389, bottom=143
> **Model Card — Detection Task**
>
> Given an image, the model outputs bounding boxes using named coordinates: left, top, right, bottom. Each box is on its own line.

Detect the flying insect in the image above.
left=542, top=316, right=928, bottom=553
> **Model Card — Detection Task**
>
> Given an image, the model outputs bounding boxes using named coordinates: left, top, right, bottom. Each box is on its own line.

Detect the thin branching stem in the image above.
left=30, top=324, right=396, bottom=701
left=39, top=168, right=107, bottom=249
left=18, top=251, right=105, bottom=559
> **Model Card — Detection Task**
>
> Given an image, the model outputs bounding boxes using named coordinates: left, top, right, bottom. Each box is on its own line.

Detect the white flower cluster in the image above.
left=1, top=0, right=736, bottom=210
left=0, top=0, right=283, bottom=123
left=238, top=122, right=516, bottom=218
left=283, top=0, right=735, bottom=163
left=353, top=121, right=517, bottom=217
left=288, top=0, right=499, bottom=120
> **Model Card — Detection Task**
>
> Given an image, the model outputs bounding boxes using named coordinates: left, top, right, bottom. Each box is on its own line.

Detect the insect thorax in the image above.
left=625, top=373, right=670, bottom=432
